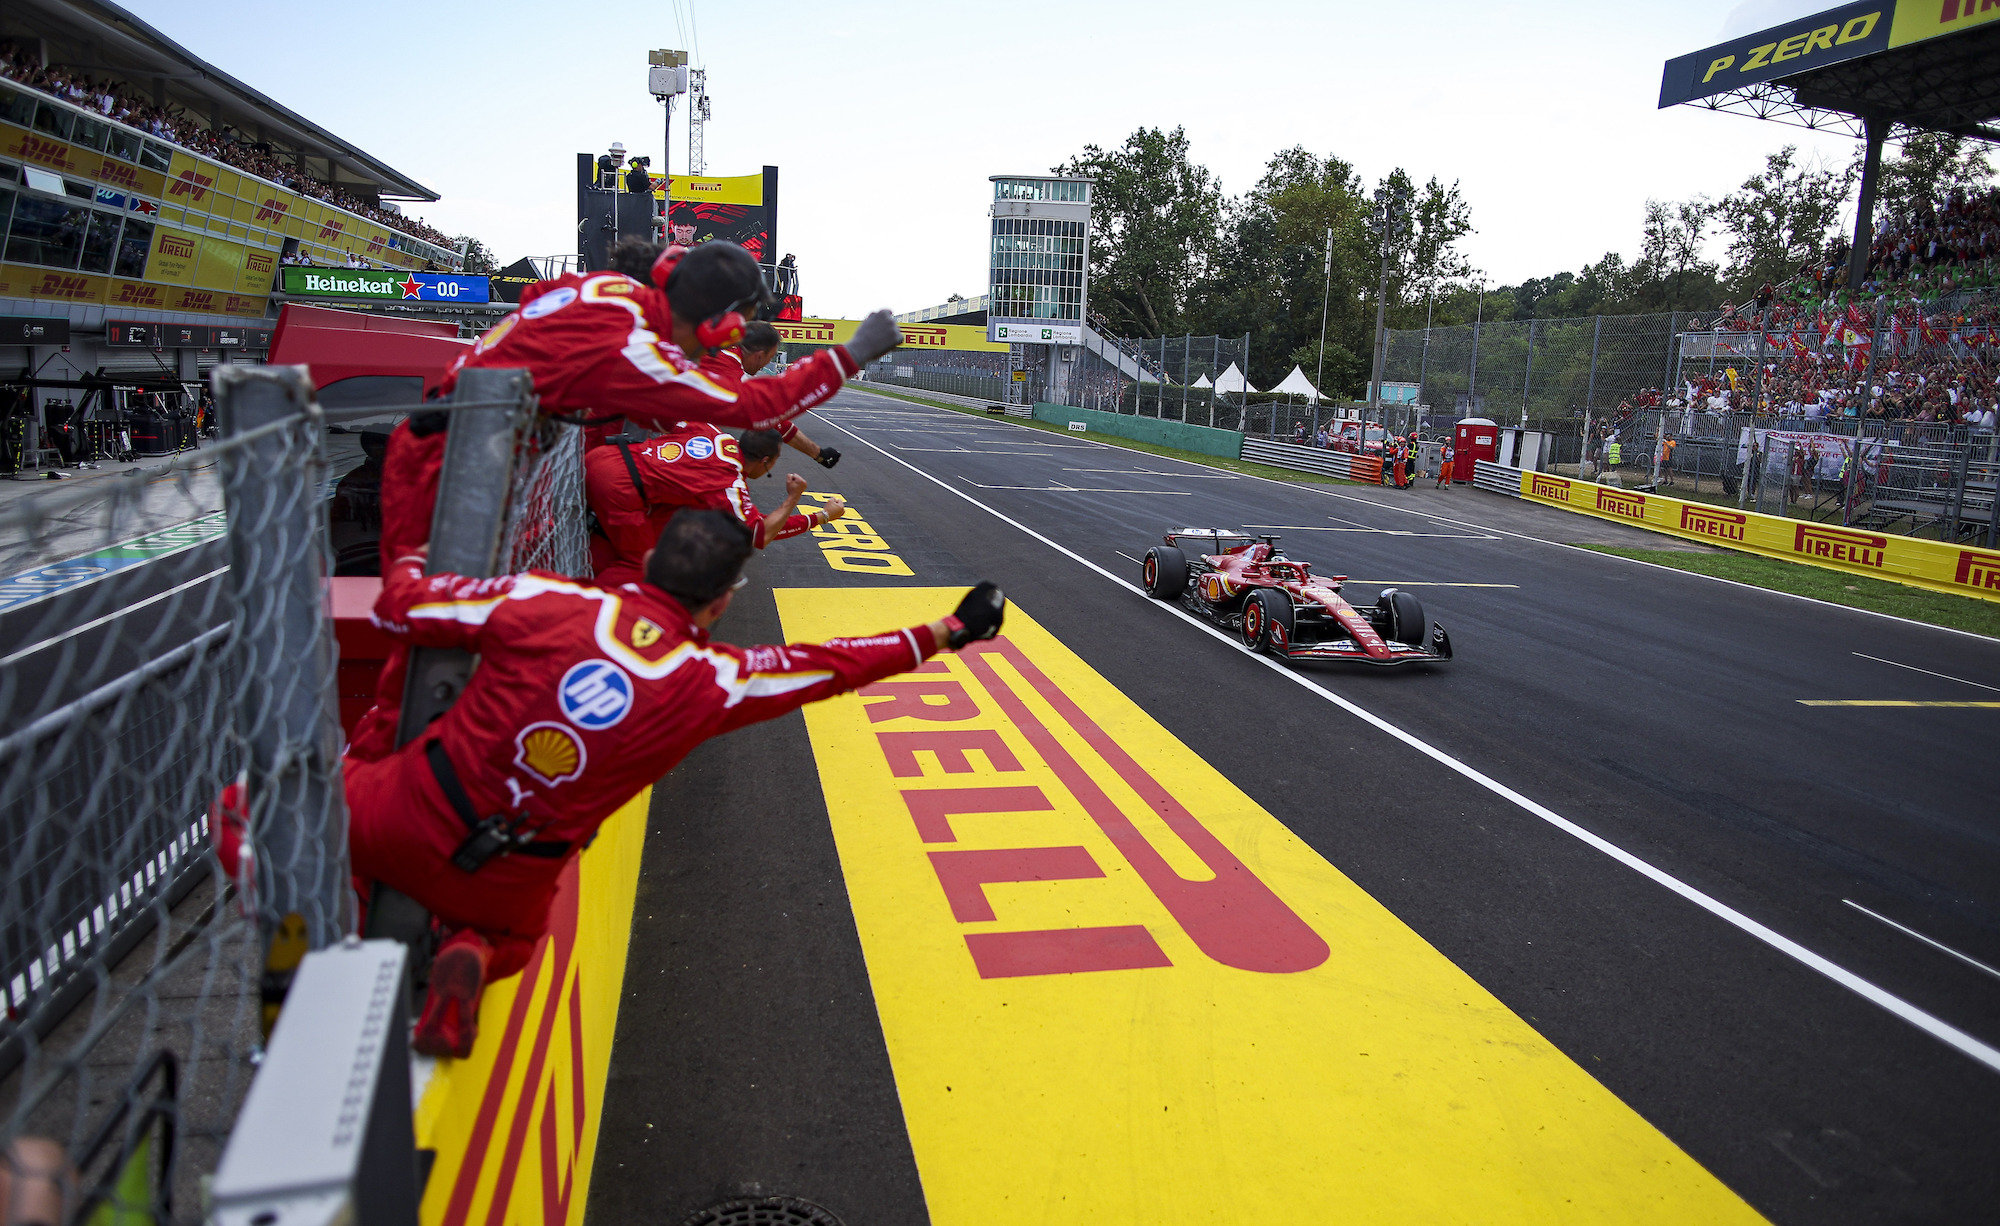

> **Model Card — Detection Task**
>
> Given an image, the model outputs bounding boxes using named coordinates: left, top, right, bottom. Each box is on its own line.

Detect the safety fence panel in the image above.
left=1241, top=439, right=1357, bottom=480
left=0, top=365, right=349, bottom=1223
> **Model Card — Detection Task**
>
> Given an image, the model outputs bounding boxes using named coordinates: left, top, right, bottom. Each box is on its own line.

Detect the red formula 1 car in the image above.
left=1140, top=529, right=1452, bottom=665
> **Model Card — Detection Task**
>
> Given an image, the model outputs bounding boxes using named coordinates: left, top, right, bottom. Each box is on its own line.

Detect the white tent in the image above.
left=1212, top=362, right=1259, bottom=395
left=1192, top=372, right=1214, bottom=390
left=1270, top=365, right=1323, bottom=403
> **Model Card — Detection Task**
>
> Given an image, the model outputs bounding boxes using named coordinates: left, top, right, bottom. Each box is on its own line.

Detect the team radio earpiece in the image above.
left=649, top=243, right=766, bottom=349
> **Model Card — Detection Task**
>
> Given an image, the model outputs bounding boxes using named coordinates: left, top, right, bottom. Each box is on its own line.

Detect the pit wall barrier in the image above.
left=413, top=791, right=648, bottom=1225
left=1031, top=403, right=1244, bottom=459
left=1473, top=461, right=2000, bottom=604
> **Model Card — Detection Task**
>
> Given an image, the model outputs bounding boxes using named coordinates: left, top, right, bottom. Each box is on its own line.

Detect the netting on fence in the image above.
left=502, top=414, right=590, bottom=577
left=1070, top=334, right=1254, bottom=426
left=0, top=378, right=338, bottom=1221
left=0, top=363, right=586, bottom=1221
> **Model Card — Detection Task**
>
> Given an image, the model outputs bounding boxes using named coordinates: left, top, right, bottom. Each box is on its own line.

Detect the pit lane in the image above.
left=593, top=389, right=2000, bottom=1225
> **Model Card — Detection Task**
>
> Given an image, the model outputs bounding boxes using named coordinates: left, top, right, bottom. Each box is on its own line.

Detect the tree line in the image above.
left=1059, top=128, right=1994, bottom=395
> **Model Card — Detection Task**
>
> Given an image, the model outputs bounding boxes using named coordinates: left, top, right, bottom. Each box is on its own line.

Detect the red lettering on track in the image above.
left=963, top=926, right=1173, bottom=978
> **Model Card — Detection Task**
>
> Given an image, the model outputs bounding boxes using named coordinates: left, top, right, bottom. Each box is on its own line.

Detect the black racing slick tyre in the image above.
left=1240, top=588, right=1295, bottom=655
left=1380, top=587, right=1428, bottom=646
left=1143, top=546, right=1188, bottom=599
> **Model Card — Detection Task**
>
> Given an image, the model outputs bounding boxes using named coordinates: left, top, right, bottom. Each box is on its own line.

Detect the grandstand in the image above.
left=1, top=0, right=459, bottom=474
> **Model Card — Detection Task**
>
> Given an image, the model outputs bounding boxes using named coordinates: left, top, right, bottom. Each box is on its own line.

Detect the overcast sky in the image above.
left=127, top=0, right=1862, bottom=320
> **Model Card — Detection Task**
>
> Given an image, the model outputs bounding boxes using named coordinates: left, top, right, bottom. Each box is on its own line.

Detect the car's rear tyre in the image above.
left=1241, top=588, right=1294, bottom=655
left=1143, top=546, right=1187, bottom=599
left=1379, top=588, right=1427, bottom=645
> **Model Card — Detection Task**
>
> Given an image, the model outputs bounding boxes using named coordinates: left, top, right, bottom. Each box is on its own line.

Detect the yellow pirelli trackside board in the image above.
left=776, top=588, right=1764, bottom=1224
left=413, top=787, right=649, bottom=1226
left=1516, top=470, right=2000, bottom=603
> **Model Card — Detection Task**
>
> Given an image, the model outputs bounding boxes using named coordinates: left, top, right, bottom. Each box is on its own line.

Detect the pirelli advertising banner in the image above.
left=1659, top=0, right=2000, bottom=108
left=1518, top=471, right=2000, bottom=603
left=776, top=317, right=1010, bottom=354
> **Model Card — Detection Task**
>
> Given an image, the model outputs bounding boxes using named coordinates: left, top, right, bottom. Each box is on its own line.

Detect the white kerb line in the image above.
left=1852, top=652, right=2000, bottom=693
left=818, top=412, right=2000, bottom=1077
left=1843, top=900, right=2000, bottom=983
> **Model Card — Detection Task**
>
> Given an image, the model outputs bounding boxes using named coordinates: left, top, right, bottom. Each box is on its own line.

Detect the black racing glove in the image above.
left=815, top=447, right=842, bottom=469
left=943, top=582, right=1005, bottom=650
left=843, top=309, right=904, bottom=365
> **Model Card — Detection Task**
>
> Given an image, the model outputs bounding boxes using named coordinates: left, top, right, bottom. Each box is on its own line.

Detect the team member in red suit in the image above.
left=347, top=510, right=1005, bottom=1056
left=699, top=319, right=841, bottom=469
left=586, top=424, right=846, bottom=586
left=348, top=243, right=904, bottom=760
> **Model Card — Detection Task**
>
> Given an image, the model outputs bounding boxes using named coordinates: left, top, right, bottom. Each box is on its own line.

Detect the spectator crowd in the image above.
left=2, top=42, right=461, bottom=256
left=1631, top=189, right=2000, bottom=434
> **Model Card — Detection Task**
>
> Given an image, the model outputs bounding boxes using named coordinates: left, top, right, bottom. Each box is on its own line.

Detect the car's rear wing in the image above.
left=1164, top=528, right=1255, bottom=553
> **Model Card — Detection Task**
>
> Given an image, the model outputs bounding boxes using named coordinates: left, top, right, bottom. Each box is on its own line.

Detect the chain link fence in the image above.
left=0, top=370, right=337, bottom=1221
left=0, top=363, right=585, bottom=1220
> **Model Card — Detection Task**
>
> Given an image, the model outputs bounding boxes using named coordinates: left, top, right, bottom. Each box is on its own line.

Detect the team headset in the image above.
left=650, top=245, right=777, bottom=350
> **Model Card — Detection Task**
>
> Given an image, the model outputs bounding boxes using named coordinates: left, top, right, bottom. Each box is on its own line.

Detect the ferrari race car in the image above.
left=1140, top=529, right=1453, bottom=665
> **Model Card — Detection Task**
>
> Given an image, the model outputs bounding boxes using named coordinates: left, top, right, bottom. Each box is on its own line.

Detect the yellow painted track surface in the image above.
left=413, top=787, right=649, bottom=1226
left=778, top=587, right=1763, bottom=1223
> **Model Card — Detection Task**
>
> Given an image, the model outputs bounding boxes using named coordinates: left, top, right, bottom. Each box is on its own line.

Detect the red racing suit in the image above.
left=346, top=556, right=941, bottom=968
left=697, top=347, right=802, bottom=445
left=584, top=423, right=832, bottom=587
left=350, top=271, right=854, bottom=759
left=446, top=272, right=855, bottom=446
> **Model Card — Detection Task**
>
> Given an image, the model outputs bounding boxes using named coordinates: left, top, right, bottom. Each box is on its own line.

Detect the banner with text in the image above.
left=1518, top=470, right=2000, bottom=602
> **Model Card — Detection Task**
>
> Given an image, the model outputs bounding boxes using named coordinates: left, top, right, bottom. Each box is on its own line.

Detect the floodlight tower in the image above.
left=648, top=49, right=689, bottom=189
left=687, top=69, right=712, bottom=175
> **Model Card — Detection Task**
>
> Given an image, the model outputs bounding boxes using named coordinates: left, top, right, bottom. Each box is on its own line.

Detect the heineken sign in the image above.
left=280, top=267, right=490, bottom=303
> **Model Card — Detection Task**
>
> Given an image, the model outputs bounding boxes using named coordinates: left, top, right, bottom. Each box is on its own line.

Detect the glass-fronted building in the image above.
left=987, top=175, right=1091, bottom=403
left=987, top=175, right=1091, bottom=344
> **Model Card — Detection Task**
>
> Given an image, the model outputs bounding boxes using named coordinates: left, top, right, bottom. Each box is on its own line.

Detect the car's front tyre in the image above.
left=1241, top=587, right=1294, bottom=655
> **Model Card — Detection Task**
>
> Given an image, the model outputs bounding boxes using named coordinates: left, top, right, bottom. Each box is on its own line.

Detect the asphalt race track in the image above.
left=592, top=389, right=2000, bottom=1224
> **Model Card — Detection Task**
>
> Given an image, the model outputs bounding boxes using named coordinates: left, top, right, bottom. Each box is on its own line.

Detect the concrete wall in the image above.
left=1031, top=403, right=1243, bottom=459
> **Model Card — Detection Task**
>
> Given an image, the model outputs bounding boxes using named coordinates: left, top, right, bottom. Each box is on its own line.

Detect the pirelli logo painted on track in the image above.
left=800, top=490, right=914, bottom=577
left=779, top=588, right=1761, bottom=1224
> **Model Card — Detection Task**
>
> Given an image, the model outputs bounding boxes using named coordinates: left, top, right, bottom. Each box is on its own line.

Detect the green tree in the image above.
left=1874, top=132, right=1996, bottom=219
left=1056, top=127, right=1222, bottom=335
left=1714, top=146, right=1854, bottom=297
left=1633, top=197, right=1721, bottom=310
left=454, top=235, right=499, bottom=274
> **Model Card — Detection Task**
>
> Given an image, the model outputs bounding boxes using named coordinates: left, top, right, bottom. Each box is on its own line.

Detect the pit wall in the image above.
left=1031, top=403, right=1245, bottom=459
left=413, top=787, right=649, bottom=1225
left=1497, top=465, right=2000, bottom=603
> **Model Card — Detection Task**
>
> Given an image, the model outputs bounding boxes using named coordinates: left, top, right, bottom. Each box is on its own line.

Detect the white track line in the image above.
left=821, top=408, right=2000, bottom=1076
left=843, top=390, right=2000, bottom=645
left=1843, top=900, right=2000, bottom=983
left=0, top=566, right=229, bottom=668
left=1851, top=652, right=2000, bottom=693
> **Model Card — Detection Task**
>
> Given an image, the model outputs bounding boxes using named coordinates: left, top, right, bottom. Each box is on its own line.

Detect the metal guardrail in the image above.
left=1475, top=460, right=1524, bottom=496
left=1241, top=438, right=1360, bottom=480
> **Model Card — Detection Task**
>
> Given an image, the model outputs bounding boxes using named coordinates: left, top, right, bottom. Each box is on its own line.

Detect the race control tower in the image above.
left=986, top=174, right=1092, bottom=405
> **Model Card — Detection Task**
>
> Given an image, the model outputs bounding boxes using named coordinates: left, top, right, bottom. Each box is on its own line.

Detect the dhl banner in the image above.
left=413, top=787, right=648, bottom=1224
left=778, top=317, right=1009, bottom=354
left=0, top=264, right=268, bottom=317
left=1518, top=470, right=2000, bottom=602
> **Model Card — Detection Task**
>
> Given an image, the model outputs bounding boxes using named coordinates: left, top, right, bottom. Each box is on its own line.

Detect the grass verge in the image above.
left=842, top=385, right=1365, bottom=488
left=1577, top=544, right=2000, bottom=637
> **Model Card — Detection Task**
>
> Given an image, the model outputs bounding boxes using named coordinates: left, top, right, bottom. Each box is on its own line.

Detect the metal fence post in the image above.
left=214, top=365, right=353, bottom=953
left=394, top=368, right=533, bottom=746
left=1585, top=315, right=1602, bottom=416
